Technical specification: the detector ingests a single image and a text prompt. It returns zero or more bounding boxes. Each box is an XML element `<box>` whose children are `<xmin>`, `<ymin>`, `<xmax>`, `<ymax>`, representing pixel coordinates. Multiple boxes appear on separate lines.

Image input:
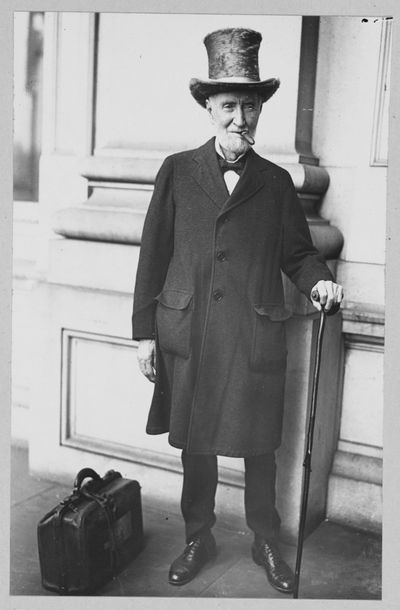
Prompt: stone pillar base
<box><xmin>277</xmin><ymin>291</ymin><xmax>343</xmax><ymax>544</ymax></box>
<box><xmin>326</xmin><ymin>451</ymin><xmax>382</xmax><ymax>534</ymax></box>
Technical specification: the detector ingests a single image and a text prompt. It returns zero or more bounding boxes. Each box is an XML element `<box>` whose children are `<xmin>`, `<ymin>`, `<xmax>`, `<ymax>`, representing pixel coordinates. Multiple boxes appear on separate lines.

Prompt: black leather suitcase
<box><xmin>37</xmin><ymin>467</ymin><xmax>144</xmax><ymax>594</ymax></box>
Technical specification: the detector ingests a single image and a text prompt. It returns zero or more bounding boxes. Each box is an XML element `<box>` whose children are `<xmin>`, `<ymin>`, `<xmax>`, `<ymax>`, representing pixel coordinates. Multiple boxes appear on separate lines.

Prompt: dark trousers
<box><xmin>181</xmin><ymin>450</ymin><xmax>281</xmax><ymax>543</ymax></box>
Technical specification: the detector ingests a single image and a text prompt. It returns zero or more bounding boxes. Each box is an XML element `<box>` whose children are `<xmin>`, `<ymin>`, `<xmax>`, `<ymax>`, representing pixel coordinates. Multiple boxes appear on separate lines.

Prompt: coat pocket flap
<box><xmin>254</xmin><ymin>303</ymin><xmax>292</xmax><ymax>321</ymax></box>
<box><xmin>156</xmin><ymin>289</ymin><xmax>193</xmax><ymax>310</ymax></box>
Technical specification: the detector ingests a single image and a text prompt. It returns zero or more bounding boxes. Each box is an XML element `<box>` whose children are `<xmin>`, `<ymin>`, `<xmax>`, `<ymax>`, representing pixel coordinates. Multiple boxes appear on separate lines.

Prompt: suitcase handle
<box><xmin>73</xmin><ymin>468</ymin><xmax>101</xmax><ymax>492</ymax></box>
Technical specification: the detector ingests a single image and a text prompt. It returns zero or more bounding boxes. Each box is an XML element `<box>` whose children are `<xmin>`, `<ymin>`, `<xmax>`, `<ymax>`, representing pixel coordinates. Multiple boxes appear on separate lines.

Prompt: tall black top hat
<box><xmin>189</xmin><ymin>28</ymin><xmax>280</xmax><ymax>107</ymax></box>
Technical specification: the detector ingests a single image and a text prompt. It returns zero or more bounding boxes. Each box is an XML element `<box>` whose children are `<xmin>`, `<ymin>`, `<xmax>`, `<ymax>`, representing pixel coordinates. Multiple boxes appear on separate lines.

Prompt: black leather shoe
<box><xmin>168</xmin><ymin>533</ymin><xmax>217</xmax><ymax>586</ymax></box>
<box><xmin>252</xmin><ymin>539</ymin><xmax>294</xmax><ymax>594</ymax></box>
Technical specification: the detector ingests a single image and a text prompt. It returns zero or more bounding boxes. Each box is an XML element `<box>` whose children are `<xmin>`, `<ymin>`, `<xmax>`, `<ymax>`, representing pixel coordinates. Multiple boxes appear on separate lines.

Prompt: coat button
<box><xmin>213</xmin><ymin>289</ymin><xmax>224</xmax><ymax>302</ymax></box>
<box><xmin>216</xmin><ymin>250</ymin><xmax>226</xmax><ymax>262</ymax></box>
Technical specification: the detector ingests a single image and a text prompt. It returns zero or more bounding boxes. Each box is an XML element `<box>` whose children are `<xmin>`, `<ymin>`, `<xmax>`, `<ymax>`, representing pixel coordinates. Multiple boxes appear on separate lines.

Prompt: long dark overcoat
<box><xmin>132</xmin><ymin>137</ymin><xmax>333</xmax><ymax>457</ymax></box>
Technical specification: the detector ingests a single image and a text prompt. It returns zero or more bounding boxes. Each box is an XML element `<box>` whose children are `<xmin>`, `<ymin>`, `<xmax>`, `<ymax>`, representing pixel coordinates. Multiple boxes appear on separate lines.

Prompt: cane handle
<box><xmin>311</xmin><ymin>289</ymin><xmax>321</xmax><ymax>303</ymax></box>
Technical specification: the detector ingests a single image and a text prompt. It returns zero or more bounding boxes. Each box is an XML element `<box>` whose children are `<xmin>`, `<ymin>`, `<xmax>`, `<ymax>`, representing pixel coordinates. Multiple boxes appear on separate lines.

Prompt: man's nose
<box><xmin>233</xmin><ymin>106</ymin><xmax>246</xmax><ymax>127</ymax></box>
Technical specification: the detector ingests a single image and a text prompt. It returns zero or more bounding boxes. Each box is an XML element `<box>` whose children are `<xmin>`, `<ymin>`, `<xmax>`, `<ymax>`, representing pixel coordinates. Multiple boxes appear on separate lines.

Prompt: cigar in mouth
<box><xmin>241</xmin><ymin>131</ymin><xmax>255</xmax><ymax>145</ymax></box>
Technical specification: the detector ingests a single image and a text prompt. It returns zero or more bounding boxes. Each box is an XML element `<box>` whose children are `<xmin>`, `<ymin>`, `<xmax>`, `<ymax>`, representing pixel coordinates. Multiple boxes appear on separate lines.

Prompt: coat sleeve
<box><xmin>280</xmin><ymin>171</ymin><xmax>334</xmax><ymax>298</ymax></box>
<box><xmin>132</xmin><ymin>156</ymin><xmax>175</xmax><ymax>340</ymax></box>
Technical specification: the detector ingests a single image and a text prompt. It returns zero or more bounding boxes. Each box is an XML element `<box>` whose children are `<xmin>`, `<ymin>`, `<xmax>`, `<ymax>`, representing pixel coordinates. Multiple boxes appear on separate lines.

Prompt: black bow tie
<box><xmin>218</xmin><ymin>156</ymin><xmax>246</xmax><ymax>175</ymax></box>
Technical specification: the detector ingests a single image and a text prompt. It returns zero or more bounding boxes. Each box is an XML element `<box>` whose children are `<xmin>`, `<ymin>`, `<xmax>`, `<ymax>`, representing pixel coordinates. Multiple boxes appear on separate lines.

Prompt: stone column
<box><xmin>274</xmin><ymin>18</ymin><xmax>344</xmax><ymax>542</ymax></box>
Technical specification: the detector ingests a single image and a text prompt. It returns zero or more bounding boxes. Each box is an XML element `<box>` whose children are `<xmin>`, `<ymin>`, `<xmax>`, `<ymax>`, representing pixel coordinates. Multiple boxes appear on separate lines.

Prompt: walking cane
<box><xmin>293</xmin><ymin>293</ymin><xmax>327</xmax><ymax>599</ymax></box>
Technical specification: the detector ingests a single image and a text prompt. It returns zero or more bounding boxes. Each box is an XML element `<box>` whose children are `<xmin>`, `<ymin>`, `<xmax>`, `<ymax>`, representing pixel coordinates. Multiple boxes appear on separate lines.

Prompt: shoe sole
<box><xmin>251</xmin><ymin>546</ymin><xmax>294</xmax><ymax>595</ymax></box>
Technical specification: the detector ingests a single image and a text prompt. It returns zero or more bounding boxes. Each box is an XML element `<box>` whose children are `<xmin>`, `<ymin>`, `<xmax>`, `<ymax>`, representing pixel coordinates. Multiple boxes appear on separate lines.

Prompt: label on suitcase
<box><xmin>37</xmin><ymin>467</ymin><xmax>144</xmax><ymax>594</ymax></box>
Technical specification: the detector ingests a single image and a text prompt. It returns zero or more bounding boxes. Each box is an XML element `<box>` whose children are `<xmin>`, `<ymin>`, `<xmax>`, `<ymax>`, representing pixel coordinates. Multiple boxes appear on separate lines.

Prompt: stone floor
<box><xmin>10</xmin><ymin>445</ymin><xmax>381</xmax><ymax>600</ymax></box>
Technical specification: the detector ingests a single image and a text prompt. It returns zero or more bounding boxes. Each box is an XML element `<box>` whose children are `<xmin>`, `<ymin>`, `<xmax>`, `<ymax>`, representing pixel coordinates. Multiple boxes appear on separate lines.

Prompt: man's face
<box><xmin>206</xmin><ymin>91</ymin><xmax>263</xmax><ymax>158</ymax></box>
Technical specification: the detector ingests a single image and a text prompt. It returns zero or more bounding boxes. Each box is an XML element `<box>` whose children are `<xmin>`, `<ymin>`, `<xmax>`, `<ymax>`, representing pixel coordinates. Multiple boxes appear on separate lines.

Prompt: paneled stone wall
<box><xmin>313</xmin><ymin>16</ymin><xmax>389</xmax><ymax>532</ymax></box>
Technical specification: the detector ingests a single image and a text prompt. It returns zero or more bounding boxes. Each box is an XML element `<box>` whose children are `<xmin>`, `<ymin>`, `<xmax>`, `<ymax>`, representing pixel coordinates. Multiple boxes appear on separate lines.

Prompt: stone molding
<box><xmin>52</xmin><ymin>151</ymin><xmax>343</xmax><ymax>260</ymax></box>
<box><xmin>79</xmin><ymin>153</ymin><xmax>331</xmax><ymax>194</ymax></box>
<box><xmin>327</xmin><ymin>449</ymin><xmax>382</xmax><ymax>533</ymax></box>
<box><xmin>331</xmin><ymin>450</ymin><xmax>382</xmax><ymax>486</ymax></box>
<box><xmin>342</xmin><ymin>301</ymin><xmax>385</xmax><ymax>340</ymax></box>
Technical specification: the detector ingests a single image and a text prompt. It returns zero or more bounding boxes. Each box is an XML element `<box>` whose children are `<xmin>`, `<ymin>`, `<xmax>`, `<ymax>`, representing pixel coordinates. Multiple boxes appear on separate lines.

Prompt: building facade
<box><xmin>13</xmin><ymin>12</ymin><xmax>389</xmax><ymax>540</ymax></box>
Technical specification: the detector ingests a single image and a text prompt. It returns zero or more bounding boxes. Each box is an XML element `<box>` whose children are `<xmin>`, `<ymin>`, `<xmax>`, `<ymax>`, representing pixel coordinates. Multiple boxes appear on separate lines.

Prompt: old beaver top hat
<box><xmin>189</xmin><ymin>27</ymin><xmax>280</xmax><ymax>107</ymax></box>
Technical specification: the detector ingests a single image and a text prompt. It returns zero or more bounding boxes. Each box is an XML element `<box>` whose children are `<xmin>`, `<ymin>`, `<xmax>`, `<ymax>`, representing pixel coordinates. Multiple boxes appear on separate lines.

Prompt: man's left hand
<box><xmin>310</xmin><ymin>280</ymin><xmax>344</xmax><ymax>314</ymax></box>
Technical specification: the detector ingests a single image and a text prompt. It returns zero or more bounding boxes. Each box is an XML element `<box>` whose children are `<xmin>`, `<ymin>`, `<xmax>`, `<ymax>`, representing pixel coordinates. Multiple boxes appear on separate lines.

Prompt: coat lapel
<box><xmin>191</xmin><ymin>138</ymin><xmax>270</xmax><ymax>213</ymax></box>
<box><xmin>191</xmin><ymin>138</ymin><xmax>229</xmax><ymax>209</ymax></box>
<box><xmin>219</xmin><ymin>149</ymin><xmax>266</xmax><ymax>215</ymax></box>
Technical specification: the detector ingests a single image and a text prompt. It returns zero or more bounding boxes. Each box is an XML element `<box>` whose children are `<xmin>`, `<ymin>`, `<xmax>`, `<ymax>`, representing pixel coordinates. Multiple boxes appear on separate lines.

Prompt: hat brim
<box><xmin>189</xmin><ymin>77</ymin><xmax>280</xmax><ymax>107</ymax></box>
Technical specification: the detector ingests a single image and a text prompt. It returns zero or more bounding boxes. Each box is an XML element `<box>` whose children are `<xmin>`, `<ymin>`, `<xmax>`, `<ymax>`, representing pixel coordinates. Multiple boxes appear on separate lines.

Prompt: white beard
<box><xmin>217</xmin><ymin>131</ymin><xmax>252</xmax><ymax>158</ymax></box>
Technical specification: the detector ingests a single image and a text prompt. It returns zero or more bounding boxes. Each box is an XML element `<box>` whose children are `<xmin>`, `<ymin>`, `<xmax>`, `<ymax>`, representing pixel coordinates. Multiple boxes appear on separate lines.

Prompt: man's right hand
<box><xmin>137</xmin><ymin>339</ymin><xmax>156</xmax><ymax>383</ymax></box>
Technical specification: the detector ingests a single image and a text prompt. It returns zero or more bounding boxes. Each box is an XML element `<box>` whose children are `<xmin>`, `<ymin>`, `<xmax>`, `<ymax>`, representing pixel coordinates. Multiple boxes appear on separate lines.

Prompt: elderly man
<box><xmin>132</xmin><ymin>28</ymin><xmax>343</xmax><ymax>594</ymax></box>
